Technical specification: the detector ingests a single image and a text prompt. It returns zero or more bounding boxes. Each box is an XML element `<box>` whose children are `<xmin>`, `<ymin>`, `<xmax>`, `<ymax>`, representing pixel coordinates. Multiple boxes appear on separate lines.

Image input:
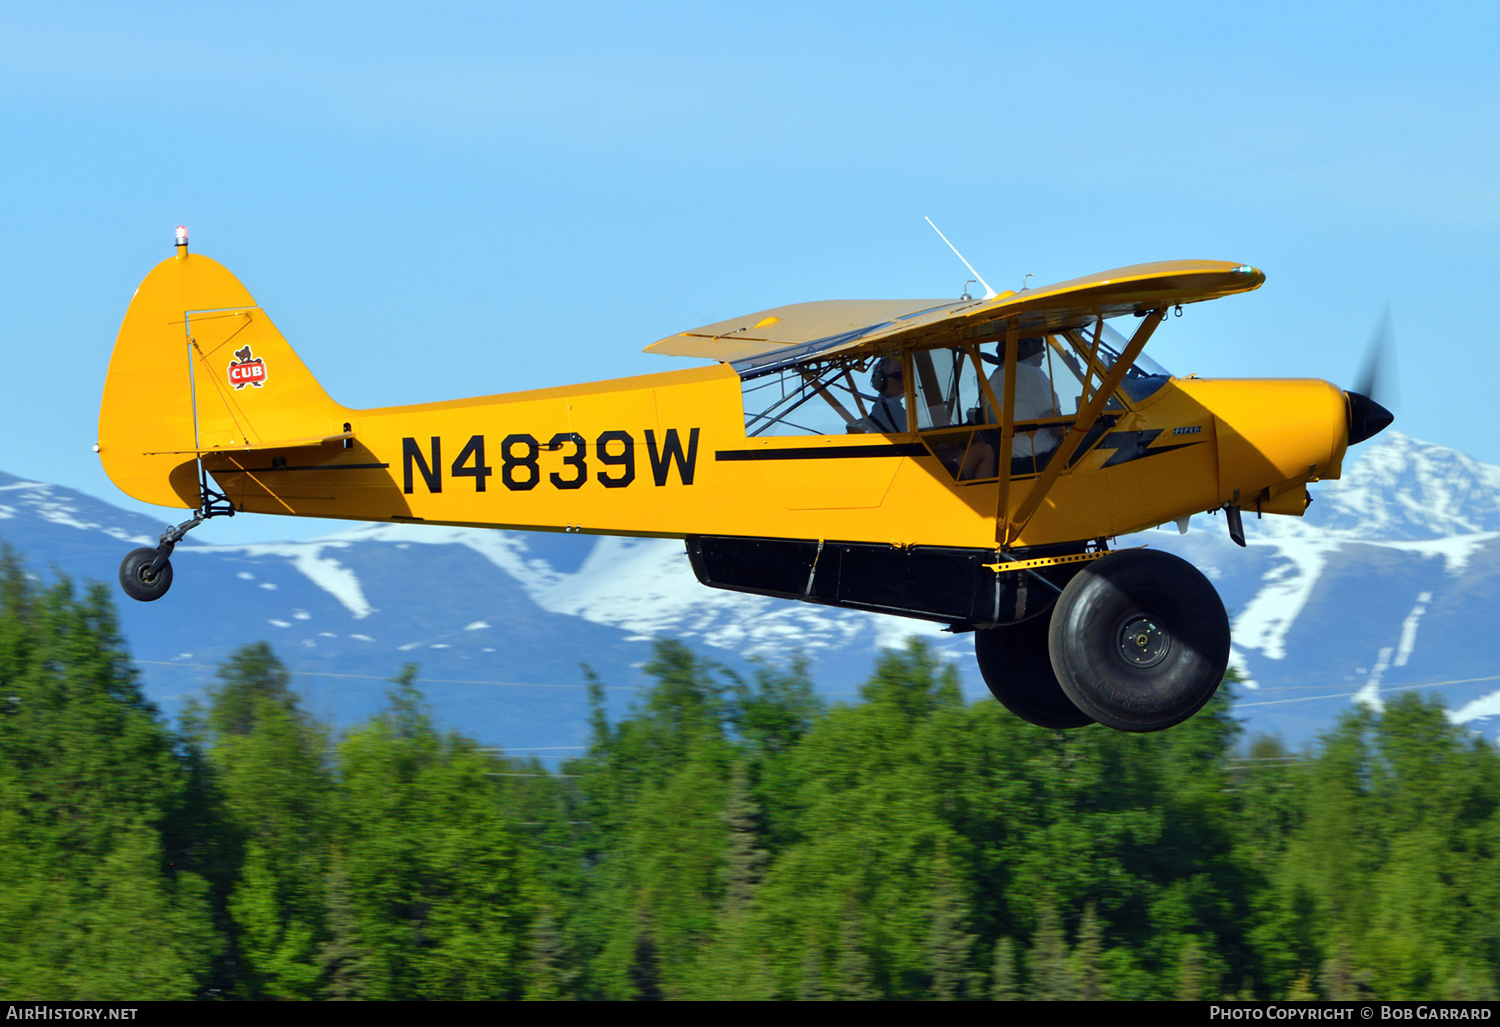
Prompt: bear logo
<box><xmin>228</xmin><ymin>345</ymin><xmax>267</xmax><ymax>389</ymax></box>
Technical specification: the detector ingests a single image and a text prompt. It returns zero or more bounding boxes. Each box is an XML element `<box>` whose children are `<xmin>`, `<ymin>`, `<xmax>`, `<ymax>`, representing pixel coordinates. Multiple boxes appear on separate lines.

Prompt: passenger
<box><xmin>868</xmin><ymin>357</ymin><xmax>907</xmax><ymax>433</ymax></box>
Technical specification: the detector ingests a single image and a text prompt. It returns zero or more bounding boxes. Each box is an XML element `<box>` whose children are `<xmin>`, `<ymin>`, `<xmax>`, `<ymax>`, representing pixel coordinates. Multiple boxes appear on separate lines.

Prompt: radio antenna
<box><xmin>925</xmin><ymin>217</ymin><xmax>997</xmax><ymax>300</ymax></box>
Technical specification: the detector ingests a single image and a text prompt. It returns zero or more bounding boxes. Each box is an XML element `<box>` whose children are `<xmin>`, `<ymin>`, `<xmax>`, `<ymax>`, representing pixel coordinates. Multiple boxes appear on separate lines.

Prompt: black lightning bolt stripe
<box><xmin>1093</xmin><ymin>430</ymin><xmax>1201</xmax><ymax>468</ymax></box>
<box><xmin>716</xmin><ymin>443</ymin><xmax>929</xmax><ymax>461</ymax></box>
<box><xmin>1066</xmin><ymin>416</ymin><xmax>1117</xmax><ymax>467</ymax></box>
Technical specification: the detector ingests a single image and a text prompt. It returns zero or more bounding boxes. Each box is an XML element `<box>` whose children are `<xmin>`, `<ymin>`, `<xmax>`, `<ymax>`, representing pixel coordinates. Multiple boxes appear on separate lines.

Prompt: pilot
<box><xmin>959</xmin><ymin>338</ymin><xmax>1062</xmax><ymax>478</ymax></box>
<box><xmin>868</xmin><ymin>357</ymin><xmax>907</xmax><ymax>433</ymax></box>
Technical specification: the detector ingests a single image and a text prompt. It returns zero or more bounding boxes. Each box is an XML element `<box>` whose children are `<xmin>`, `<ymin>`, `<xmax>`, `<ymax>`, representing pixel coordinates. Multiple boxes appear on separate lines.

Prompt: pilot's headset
<box><xmin>871</xmin><ymin>358</ymin><xmax>900</xmax><ymax>393</ymax></box>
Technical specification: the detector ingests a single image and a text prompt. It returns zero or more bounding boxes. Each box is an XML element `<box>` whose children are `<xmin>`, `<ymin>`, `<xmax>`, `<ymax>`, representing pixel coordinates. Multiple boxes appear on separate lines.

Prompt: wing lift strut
<box><xmin>997</xmin><ymin>308</ymin><xmax>1166</xmax><ymax>549</ymax></box>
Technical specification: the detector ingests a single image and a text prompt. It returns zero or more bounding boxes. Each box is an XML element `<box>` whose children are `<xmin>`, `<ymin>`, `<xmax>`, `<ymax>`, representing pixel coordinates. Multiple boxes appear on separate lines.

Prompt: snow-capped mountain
<box><xmin>1148</xmin><ymin>432</ymin><xmax>1500</xmax><ymax>741</ymax></box>
<box><xmin>2</xmin><ymin>430</ymin><xmax>1497</xmax><ymax>754</ymax></box>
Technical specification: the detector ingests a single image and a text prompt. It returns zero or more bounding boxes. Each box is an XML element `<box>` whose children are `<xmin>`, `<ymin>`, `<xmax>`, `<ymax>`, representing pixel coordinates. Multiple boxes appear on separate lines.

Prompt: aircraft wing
<box><xmin>646</xmin><ymin>260</ymin><xmax>1264</xmax><ymax>372</ymax></box>
<box><xmin>643</xmin><ymin>298</ymin><xmax>964</xmax><ymax>362</ymax></box>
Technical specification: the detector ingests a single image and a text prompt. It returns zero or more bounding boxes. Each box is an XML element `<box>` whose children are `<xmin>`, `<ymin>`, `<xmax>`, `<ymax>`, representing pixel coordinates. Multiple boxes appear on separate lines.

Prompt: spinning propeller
<box><xmin>1345</xmin><ymin>307</ymin><xmax>1397</xmax><ymax>446</ymax></box>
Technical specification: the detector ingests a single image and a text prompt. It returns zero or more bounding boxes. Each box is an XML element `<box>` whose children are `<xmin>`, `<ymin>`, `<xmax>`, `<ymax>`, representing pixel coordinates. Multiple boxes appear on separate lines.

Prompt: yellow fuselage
<box><xmin>99</xmin><ymin>252</ymin><xmax>1350</xmax><ymax>553</ymax></box>
<box><xmin>153</xmin><ymin>364</ymin><xmax>1351</xmax><ymax>549</ymax></box>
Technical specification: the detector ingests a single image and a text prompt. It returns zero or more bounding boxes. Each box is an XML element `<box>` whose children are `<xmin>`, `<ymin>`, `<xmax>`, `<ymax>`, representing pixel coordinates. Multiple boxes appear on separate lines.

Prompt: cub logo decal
<box><xmin>228</xmin><ymin>345</ymin><xmax>267</xmax><ymax>389</ymax></box>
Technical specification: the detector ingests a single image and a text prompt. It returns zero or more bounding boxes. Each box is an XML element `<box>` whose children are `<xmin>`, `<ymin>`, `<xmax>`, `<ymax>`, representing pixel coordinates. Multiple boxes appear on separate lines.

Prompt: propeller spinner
<box><xmin>1346</xmin><ymin>308</ymin><xmax>1396</xmax><ymax>445</ymax></box>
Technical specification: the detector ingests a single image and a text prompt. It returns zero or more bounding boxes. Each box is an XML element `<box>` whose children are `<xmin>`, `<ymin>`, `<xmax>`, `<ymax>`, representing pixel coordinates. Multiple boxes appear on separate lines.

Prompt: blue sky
<box><xmin>3</xmin><ymin>1</ymin><xmax>1497</xmax><ymax>543</ymax></box>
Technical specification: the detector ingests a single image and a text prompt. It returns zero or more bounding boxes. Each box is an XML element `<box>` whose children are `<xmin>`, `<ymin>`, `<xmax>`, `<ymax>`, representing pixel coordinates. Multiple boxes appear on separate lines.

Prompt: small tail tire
<box><xmin>119</xmin><ymin>548</ymin><xmax>173</xmax><ymax>602</ymax></box>
<box><xmin>1048</xmin><ymin>549</ymin><xmax>1229</xmax><ymax>732</ymax></box>
<box><xmin>975</xmin><ymin>611</ymin><xmax>1093</xmax><ymax>730</ymax></box>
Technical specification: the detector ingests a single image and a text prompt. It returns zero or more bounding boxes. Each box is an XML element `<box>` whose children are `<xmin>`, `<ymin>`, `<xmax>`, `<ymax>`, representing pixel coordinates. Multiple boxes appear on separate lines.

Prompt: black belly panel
<box><xmin>685</xmin><ymin>535</ymin><xmax>1087</xmax><ymax>628</ymax></box>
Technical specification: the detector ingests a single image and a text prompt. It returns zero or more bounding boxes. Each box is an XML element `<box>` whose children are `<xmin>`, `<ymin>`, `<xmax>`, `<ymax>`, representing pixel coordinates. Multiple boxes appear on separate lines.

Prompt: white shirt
<box><xmin>987</xmin><ymin>356</ymin><xmax>1061</xmax><ymax>458</ymax></box>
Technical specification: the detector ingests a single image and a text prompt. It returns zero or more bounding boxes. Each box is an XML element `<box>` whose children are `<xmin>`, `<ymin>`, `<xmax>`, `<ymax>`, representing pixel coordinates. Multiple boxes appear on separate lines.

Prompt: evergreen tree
<box><xmin>753</xmin><ymin>639</ymin><xmax>968</xmax><ymax>998</ymax></box>
<box><xmin>991</xmin><ymin>937</ymin><xmax>1019</xmax><ymax>1001</ymax></box>
<box><xmin>335</xmin><ymin>666</ymin><xmax>532</xmax><ymax>999</ymax></box>
<box><xmin>317</xmin><ymin>854</ymin><xmax>370</xmax><ymax>1000</ymax></box>
<box><xmin>525</xmin><ymin>905</ymin><xmax>569</xmax><ymax>1001</ymax></box>
<box><xmin>1075</xmin><ymin>899</ymin><xmax>1106</xmax><ymax>1000</ymax></box>
<box><xmin>574</xmin><ymin>642</ymin><xmax>736</xmax><ymax>998</ymax></box>
<box><xmin>797</xmin><ymin>944</ymin><xmax>826</xmax><ymax>1001</ymax></box>
<box><xmin>0</xmin><ymin>553</ymin><xmax>215</xmax><ymax>998</ymax></box>
<box><xmin>723</xmin><ymin>761</ymin><xmax>768</xmax><ymax>915</ymax></box>
<box><xmin>833</xmin><ymin>896</ymin><xmax>878</xmax><ymax>1001</ymax></box>
<box><xmin>202</xmin><ymin>643</ymin><xmax>331</xmax><ymax>999</ymax></box>
<box><xmin>1176</xmin><ymin>938</ymin><xmax>1205</xmax><ymax>1001</ymax></box>
<box><xmin>1028</xmin><ymin>901</ymin><xmax>1075</xmax><ymax>1000</ymax></box>
<box><xmin>927</xmin><ymin>850</ymin><xmax>977</xmax><ymax>999</ymax></box>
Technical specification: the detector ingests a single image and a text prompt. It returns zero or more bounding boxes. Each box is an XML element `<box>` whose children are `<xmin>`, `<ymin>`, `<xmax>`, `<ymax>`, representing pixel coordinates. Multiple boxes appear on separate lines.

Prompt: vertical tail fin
<box><xmin>98</xmin><ymin>251</ymin><xmax>345</xmax><ymax>508</ymax></box>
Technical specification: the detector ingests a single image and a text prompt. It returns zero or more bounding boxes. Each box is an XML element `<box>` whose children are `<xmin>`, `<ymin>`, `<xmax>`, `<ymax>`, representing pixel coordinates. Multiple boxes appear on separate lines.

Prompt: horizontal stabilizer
<box><xmin>143</xmin><ymin>431</ymin><xmax>354</xmax><ymax>457</ymax></box>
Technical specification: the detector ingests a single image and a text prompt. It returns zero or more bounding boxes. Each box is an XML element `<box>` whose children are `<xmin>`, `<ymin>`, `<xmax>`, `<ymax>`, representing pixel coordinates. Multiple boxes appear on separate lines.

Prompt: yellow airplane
<box><xmin>97</xmin><ymin>229</ymin><xmax>1392</xmax><ymax>733</ymax></box>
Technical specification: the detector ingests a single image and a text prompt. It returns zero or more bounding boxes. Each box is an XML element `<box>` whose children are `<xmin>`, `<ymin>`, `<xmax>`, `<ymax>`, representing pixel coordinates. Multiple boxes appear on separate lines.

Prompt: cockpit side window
<box><xmin>739</xmin><ymin>352</ymin><xmax>907</xmax><ymax>437</ymax></box>
<box><xmin>733</xmin><ymin>314</ymin><xmax>1171</xmax><ymax>443</ymax></box>
<box><xmin>910</xmin><ymin>327</ymin><xmax>1163</xmax><ymax>482</ymax></box>
<box><xmin>912</xmin><ymin>346</ymin><xmax>987</xmax><ymax>431</ymax></box>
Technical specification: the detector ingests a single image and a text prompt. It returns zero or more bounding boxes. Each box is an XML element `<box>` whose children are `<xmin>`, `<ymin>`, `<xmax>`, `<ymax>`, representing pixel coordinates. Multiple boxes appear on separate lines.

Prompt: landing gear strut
<box><xmin>118</xmin><ymin>482</ymin><xmax>235</xmax><ymax>602</ymax></box>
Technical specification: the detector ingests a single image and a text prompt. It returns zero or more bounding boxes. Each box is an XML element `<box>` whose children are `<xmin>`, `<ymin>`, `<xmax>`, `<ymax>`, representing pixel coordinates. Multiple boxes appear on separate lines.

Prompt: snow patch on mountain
<box><xmin>0</xmin><ymin>479</ymin><xmax>155</xmax><ymax>545</ymax></box>
<box><xmin>1226</xmin><ymin>648</ymin><xmax>1260</xmax><ymax>690</ymax></box>
<box><xmin>1378</xmin><ymin>533</ymin><xmax>1499</xmax><ymax>575</ymax></box>
<box><xmin>320</xmin><ymin>522</ymin><xmax>565</xmax><ymax>598</ymax></box>
<box><xmin>1394</xmin><ymin>592</ymin><xmax>1432</xmax><ymax>667</ymax></box>
<box><xmin>182</xmin><ymin>541</ymin><xmax>375</xmax><ymax>619</ymax></box>
<box><xmin>1231</xmin><ymin>538</ymin><xmax>1337</xmax><ymax>661</ymax></box>
<box><xmin>303</xmin><ymin>526</ymin><xmax>949</xmax><ymax>658</ymax></box>
<box><xmin>1450</xmin><ymin>687</ymin><xmax>1500</xmax><ymax>726</ymax></box>
<box><xmin>529</xmin><ymin>536</ymin><xmax>946</xmax><ymax>657</ymax></box>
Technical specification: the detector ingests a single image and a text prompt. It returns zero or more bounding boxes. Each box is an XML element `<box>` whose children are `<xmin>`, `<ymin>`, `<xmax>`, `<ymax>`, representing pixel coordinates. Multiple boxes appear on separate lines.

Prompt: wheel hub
<box><xmin>1116</xmin><ymin>614</ymin><xmax>1169</xmax><ymax>668</ymax></box>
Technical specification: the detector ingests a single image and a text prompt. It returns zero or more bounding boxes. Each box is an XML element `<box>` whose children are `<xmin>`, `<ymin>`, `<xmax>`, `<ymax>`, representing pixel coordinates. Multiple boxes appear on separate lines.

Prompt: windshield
<box><xmin>1084</xmin><ymin>320</ymin><xmax>1172</xmax><ymax>403</ymax></box>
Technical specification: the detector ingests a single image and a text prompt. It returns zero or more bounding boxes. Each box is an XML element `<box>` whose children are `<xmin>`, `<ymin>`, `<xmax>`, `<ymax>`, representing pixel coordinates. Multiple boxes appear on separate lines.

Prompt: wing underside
<box><xmin>645</xmin><ymin>260</ymin><xmax>1264</xmax><ymax>372</ymax></box>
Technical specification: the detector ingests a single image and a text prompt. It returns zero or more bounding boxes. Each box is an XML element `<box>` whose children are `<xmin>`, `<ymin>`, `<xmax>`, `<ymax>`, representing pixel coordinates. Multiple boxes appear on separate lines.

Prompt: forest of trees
<box><xmin>1</xmin><ymin>549</ymin><xmax>1498</xmax><ymax>1001</ymax></box>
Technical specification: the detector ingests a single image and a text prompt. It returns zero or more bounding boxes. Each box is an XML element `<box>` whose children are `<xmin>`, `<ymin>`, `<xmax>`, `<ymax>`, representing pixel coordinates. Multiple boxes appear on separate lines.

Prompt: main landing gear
<box><xmin>976</xmin><ymin>611</ymin><xmax>1094</xmax><ymax>729</ymax></box>
<box><xmin>118</xmin><ymin>485</ymin><xmax>235</xmax><ymax>602</ymax></box>
<box><xmin>974</xmin><ymin>549</ymin><xmax>1230</xmax><ymax>733</ymax></box>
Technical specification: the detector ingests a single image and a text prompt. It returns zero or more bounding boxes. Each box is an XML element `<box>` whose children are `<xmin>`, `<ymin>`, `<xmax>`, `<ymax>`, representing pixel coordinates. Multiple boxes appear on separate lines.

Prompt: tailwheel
<box><xmin>119</xmin><ymin>547</ymin><xmax>173</xmax><ymax>602</ymax></box>
<box><xmin>115</xmin><ymin>482</ymin><xmax>235</xmax><ymax>603</ymax></box>
<box><xmin>975</xmin><ymin>610</ymin><xmax>1093</xmax><ymax>730</ymax></box>
<box><xmin>1048</xmin><ymin>549</ymin><xmax>1230</xmax><ymax>733</ymax></box>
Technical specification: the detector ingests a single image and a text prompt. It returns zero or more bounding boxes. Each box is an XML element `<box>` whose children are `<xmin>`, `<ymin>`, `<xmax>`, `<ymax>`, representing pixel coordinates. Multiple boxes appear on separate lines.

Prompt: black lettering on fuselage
<box><xmin>645</xmin><ymin>428</ymin><xmax>699</xmax><ymax>486</ymax></box>
<box><xmin>548</xmin><ymin>432</ymin><xmax>587</xmax><ymax>489</ymax></box>
<box><xmin>501</xmin><ymin>434</ymin><xmax>541</xmax><ymax>491</ymax></box>
<box><xmin>402</xmin><ymin>437</ymin><xmax>441</xmax><ymax>494</ymax></box>
<box><xmin>400</xmin><ymin>430</ymin><xmax>700</xmax><ymax>494</ymax></box>
<box><xmin>451</xmin><ymin>435</ymin><xmax>493</xmax><ymax>491</ymax></box>
<box><xmin>595</xmin><ymin>430</ymin><xmax>636</xmax><ymax>488</ymax></box>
